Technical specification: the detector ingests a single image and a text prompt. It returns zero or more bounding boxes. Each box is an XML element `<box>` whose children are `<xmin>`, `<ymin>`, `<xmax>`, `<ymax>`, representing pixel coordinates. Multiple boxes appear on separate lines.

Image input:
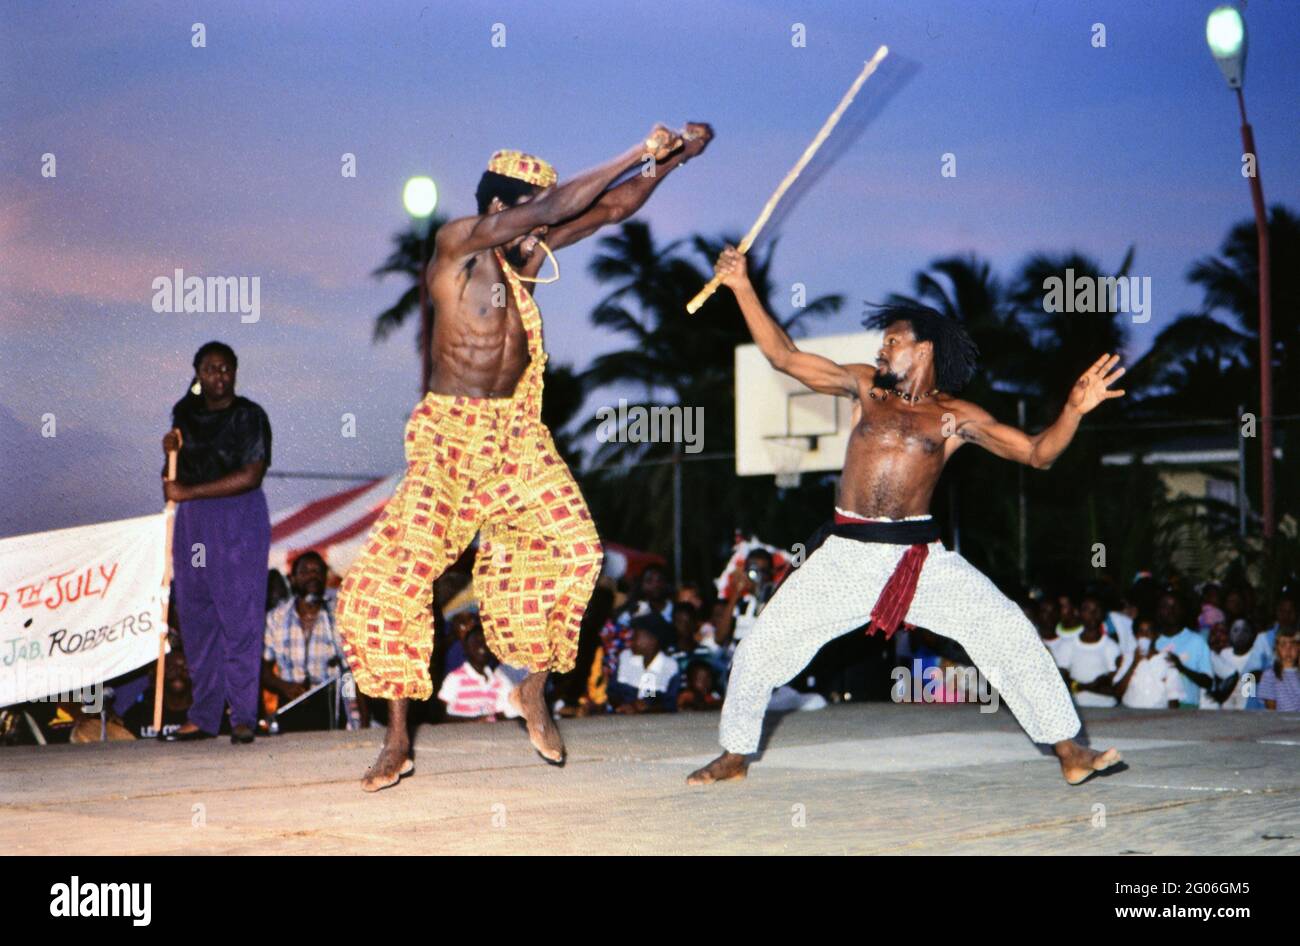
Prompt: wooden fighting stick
<box><xmin>685</xmin><ymin>46</ymin><xmax>890</xmax><ymax>315</ymax></box>
<box><xmin>154</xmin><ymin>428</ymin><xmax>181</xmax><ymax>735</ymax></box>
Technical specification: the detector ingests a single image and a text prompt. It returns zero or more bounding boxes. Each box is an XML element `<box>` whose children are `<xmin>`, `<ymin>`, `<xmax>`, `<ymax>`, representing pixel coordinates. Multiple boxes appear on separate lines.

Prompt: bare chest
<box><xmin>433</xmin><ymin>259</ymin><xmax>529</xmax><ymax>348</ymax></box>
<box><xmin>427</xmin><ymin>255</ymin><xmax>533</xmax><ymax>395</ymax></box>
<box><xmin>849</xmin><ymin>398</ymin><xmax>946</xmax><ymax>456</ymax></box>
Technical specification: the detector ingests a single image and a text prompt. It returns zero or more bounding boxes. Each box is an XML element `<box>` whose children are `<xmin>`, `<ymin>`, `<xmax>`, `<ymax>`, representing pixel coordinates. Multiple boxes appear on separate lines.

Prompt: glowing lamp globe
<box><xmin>403</xmin><ymin>176</ymin><xmax>438</xmax><ymax>218</ymax></box>
<box><xmin>1206</xmin><ymin>5</ymin><xmax>1247</xmax><ymax>89</ymax></box>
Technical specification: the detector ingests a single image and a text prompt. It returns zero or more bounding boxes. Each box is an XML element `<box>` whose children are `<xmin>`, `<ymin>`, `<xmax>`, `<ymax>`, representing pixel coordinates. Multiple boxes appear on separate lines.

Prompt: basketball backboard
<box><xmin>735</xmin><ymin>329</ymin><xmax>882</xmax><ymax>478</ymax></box>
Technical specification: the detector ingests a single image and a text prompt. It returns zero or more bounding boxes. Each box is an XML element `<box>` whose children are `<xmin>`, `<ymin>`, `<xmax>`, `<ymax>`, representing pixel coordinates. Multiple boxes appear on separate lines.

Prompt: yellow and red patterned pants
<box><xmin>336</xmin><ymin>393</ymin><xmax>603</xmax><ymax>700</ymax></box>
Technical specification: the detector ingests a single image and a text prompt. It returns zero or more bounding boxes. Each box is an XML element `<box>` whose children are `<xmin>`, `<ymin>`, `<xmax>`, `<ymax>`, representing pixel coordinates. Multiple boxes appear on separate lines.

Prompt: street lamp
<box><xmin>403</xmin><ymin>175</ymin><xmax>438</xmax><ymax>394</ymax></box>
<box><xmin>1206</xmin><ymin>5</ymin><xmax>1245</xmax><ymax>87</ymax></box>
<box><xmin>403</xmin><ymin>175</ymin><xmax>438</xmax><ymax>218</ymax></box>
<box><xmin>1206</xmin><ymin>4</ymin><xmax>1274</xmax><ymax>539</ymax></box>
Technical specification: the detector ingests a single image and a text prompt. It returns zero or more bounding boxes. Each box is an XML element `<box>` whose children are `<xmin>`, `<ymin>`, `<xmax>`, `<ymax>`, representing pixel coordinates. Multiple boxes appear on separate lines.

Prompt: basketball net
<box><xmin>763</xmin><ymin>436</ymin><xmax>810</xmax><ymax>489</ymax></box>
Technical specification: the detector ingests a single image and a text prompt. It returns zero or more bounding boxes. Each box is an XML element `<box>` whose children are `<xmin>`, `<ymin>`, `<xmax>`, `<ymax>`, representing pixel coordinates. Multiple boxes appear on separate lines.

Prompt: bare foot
<box><xmin>1054</xmin><ymin>740</ymin><xmax>1124</xmax><ymax>786</ymax></box>
<box><xmin>511</xmin><ymin>672</ymin><xmax>564</xmax><ymax>764</ymax></box>
<box><xmin>362</xmin><ymin>742</ymin><xmax>413</xmax><ymax>793</ymax></box>
<box><xmin>361</xmin><ymin>698</ymin><xmax>412</xmax><ymax>793</ymax></box>
<box><xmin>686</xmin><ymin>751</ymin><xmax>748</xmax><ymax>786</ymax></box>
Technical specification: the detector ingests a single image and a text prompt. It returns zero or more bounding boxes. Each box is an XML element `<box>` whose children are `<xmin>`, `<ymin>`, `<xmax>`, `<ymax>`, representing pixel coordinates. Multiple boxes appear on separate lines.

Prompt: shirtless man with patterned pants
<box><xmin>687</xmin><ymin>247</ymin><xmax>1128</xmax><ymax>788</ymax></box>
<box><xmin>337</xmin><ymin>124</ymin><xmax>713</xmax><ymax>791</ymax></box>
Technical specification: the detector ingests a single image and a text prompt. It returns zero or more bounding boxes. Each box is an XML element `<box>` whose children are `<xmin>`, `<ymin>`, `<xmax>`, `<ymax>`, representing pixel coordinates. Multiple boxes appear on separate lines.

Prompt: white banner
<box><xmin>0</xmin><ymin>514</ymin><xmax>166</xmax><ymax>707</ymax></box>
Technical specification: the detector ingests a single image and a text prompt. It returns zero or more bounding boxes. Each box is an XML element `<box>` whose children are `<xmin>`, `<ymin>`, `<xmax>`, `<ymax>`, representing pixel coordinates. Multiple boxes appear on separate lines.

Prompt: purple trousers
<box><xmin>172</xmin><ymin>487</ymin><xmax>270</xmax><ymax>733</ymax></box>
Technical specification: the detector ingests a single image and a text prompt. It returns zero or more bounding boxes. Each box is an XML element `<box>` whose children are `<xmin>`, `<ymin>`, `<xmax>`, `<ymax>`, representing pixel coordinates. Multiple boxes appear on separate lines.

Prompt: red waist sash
<box><xmin>832</xmin><ymin>511</ymin><xmax>933</xmax><ymax>639</ymax></box>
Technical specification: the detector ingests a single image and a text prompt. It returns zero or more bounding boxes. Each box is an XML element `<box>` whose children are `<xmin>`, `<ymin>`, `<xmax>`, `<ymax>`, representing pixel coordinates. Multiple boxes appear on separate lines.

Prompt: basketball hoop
<box><xmin>763</xmin><ymin>435</ymin><xmax>814</xmax><ymax>489</ymax></box>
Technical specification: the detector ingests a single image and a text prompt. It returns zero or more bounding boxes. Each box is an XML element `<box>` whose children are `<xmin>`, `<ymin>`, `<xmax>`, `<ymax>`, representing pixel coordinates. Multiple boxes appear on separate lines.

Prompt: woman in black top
<box><xmin>160</xmin><ymin>341</ymin><xmax>271</xmax><ymax>744</ymax></box>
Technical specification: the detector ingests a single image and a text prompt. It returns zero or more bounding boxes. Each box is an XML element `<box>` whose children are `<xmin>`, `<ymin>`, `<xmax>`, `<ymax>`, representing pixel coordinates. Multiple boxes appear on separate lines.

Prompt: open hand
<box><xmin>714</xmin><ymin>245</ymin><xmax>749</xmax><ymax>290</ymax></box>
<box><xmin>1067</xmin><ymin>353</ymin><xmax>1126</xmax><ymax>414</ymax></box>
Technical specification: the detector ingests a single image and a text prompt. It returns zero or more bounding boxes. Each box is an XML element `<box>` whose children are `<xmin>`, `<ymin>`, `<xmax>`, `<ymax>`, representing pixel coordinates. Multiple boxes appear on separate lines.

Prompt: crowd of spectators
<box><xmin>1028</xmin><ymin>575</ymin><xmax>1299</xmax><ymax>712</ymax></box>
<box><xmin>6</xmin><ymin>547</ymin><xmax>1298</xmax><ymax>746</ymax></box>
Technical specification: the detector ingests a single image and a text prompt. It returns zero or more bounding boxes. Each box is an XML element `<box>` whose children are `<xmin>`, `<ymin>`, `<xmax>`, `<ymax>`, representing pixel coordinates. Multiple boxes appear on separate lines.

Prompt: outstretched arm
<box><xmin>437</xmin><ymin>125</ymin><xmax>681</xmax><ymax>261</ymax></box>
<box><xmin>949</xmin><ymin>354</ymin><xmax>1125</xmax><ymax>468</ymax></box>
<box><xmin>715</xmin><ymin>246</ymin><xmax>872</xmax><ymax>397</ymax></box>
<box><xmin>544</xmin><ymin>124</ymin><xmax>714</xmax><ymax>251</ymax></box>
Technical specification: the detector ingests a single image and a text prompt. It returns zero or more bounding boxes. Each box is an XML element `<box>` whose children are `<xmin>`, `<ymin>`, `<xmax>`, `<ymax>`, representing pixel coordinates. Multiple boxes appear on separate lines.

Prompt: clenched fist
<box><xmin>680</xmin><ymin>122</ymin><xmax>714</xmax><ymax>160</ymax></box>
<box><xmin>644</xmin><ymin>123</ymin><xmax>683</xmax><ymax>161</ymax></box>
<box><xmin>714</xmin><ymin>245</ymin><xmax>749</xmax><ymax>290</ymax></box>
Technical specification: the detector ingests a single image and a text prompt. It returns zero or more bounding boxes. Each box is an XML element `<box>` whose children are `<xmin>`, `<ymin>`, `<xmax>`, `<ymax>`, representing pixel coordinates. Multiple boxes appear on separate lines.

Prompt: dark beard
<box><xmin>874</xmin><ymin>370</ymin><xmax>901</xmax><ymax>391</ymax></box>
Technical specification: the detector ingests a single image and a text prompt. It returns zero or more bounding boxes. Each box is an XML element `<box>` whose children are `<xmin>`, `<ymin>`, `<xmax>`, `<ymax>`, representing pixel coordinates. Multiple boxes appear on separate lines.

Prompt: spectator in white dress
<box><xmin>1114</xmin><ymin>618</ymin><xmax>1183</xmax><ymax>709</ymax></box>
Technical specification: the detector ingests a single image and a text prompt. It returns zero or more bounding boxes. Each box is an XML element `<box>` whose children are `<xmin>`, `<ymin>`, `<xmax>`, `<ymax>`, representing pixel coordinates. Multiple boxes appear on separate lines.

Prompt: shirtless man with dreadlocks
<box><xmin>688</xmin><ymin>247</ymin><xmax>1128</xmax><ymax>787</ymax></box>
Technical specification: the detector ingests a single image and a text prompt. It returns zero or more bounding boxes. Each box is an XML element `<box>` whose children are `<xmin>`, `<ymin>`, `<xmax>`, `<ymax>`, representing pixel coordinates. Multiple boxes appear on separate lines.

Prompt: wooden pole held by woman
<box><xmin>154</xmin><ymin>428</ymin><xmax>181</xmax><ymax>735</ymax></box>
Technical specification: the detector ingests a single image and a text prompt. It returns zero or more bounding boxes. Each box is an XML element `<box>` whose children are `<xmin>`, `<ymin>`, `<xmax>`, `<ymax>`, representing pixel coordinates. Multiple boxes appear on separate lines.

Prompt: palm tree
<box><xmin>1120</xmin><ymin>206</ymin><xmax>1300</xmax><ymax>537</ymax></box>
<box><xmin>1124</xmin><ymin>314</ymin><xmax>1252</xmax><ymax>419</ymax></box>
<box><xmin>1185</xmin><ymin>204</ymin><xmax>1300</xmax><ymax>413</ymax></box>
<box><xmin>1004</xmin><ymin>250</ymin><xmax>1144</xmax><ymax>585</ymax></box>
<box><xmin>1007</xmin><ymin>248</ymin><xmax>1134</xmax><ymax>411</ymax></box>
<box><xmin>1122</xmin><ymin>206</ymin><xmax>1299</xmax><ymax>418</ymax></box>
<box><xmin>371</xmin><ymin>217</ymin><xmax>446</xmax><ymax>392</ymax></box>
<box><xmin>882</xmin><ymin>253</ymin><xmax>1035</xmax><ymax>401</ymax></box>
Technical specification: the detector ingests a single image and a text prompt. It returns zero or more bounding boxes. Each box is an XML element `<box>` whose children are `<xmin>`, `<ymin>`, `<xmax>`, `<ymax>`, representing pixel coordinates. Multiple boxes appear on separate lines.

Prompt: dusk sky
<box><xmin>3</xmin><ymin>0</ymin><xmax>1298</xmax><ymax>539</ymax></box>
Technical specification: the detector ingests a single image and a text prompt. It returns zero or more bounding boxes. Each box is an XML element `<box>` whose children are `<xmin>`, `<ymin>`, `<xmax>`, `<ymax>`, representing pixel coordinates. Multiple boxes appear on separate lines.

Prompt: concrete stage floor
<box><xmin>3</xmin><ymin>703</ymin><xmax>1298</xmax><ymax>855</ymax></box>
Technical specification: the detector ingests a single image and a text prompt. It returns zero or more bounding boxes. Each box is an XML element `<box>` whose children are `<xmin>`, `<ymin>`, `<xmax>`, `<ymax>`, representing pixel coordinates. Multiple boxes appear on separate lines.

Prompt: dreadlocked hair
<box><xmin>862</xmin><ymin>303</ymin><xmax>979</xmax><ymax>393</ymax></box>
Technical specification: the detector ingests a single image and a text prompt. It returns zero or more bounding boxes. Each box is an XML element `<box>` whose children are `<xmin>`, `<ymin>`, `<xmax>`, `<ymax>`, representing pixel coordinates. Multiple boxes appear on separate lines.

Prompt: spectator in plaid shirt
<box><xmin>262</xmin><ymin>551</ymin><xmax>347</xmax><ymax>703</ymax></box>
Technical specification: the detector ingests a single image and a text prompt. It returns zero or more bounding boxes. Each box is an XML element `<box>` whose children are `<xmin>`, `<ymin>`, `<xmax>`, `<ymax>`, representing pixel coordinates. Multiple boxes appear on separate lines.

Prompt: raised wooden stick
<box><xmin>686</xmin><ymin>45</ymin><xmax>889</xmax><ymax>315</ymax></box>
<box><xmin>153</xmin><ymin>428</ymin><xmax>180</xmax><ymax>735</ymax></box>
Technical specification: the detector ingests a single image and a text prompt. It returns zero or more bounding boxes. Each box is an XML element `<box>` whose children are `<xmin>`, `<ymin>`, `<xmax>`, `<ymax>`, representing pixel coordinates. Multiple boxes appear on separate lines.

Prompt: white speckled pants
<box><xmin>718</xmin><ymin>536</ymin><xmax>1081</xmax><ymax>754</ymax></box>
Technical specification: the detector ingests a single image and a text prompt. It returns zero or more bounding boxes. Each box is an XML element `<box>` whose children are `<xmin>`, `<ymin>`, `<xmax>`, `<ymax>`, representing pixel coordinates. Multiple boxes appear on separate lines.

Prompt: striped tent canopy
<box><xmin>269</xmin><ymin>475</ymin><xmax>400</xmax><ymax>576</ymax></box>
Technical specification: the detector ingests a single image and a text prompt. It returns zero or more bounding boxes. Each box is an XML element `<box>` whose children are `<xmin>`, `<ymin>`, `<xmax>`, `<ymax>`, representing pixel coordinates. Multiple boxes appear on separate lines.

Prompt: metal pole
<box><xmin>672</xmin><ymin>444</ymin><xmax>683</xmax><ymax>582</ymax></box>
<box><xmin>1237</xmin><ymin>402</ymin><xmax>1248</xmax><ymax>538</ymax></box>
<box><xmin>1237</xmin><ymin>88</ymin><xmax>1274</xmax><ymax>539</ymax></box>
<box><xmin>1017</xmin><ymin>398</ymin><xmax>1027</xmax><ymax>586</ymax></box>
